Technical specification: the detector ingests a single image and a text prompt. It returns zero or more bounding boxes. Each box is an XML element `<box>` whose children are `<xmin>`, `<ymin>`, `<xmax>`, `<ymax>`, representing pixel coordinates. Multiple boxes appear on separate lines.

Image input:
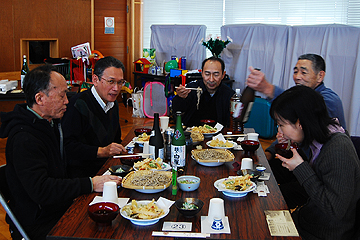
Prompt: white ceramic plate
<box><xmin>191</xmin><ymin>155</ymin><xmax>224</xmax><ymax>167</ymax></box>
<box><xmin>134</xmin><ymin>186</ymin><xmax>170</xmax><ymax>194</ymax></box>
<box><xmin>222</xmin><ymin>191</ymin><xmax>249</xmax><ymax>198</ymax></box>
<box><xmin>202</xmin><ymin>131</ymin><xmax>221</xmax><ymax>138</ymax></box>
<box><xmin>206</xmin><ymin>141</ymin><xmax>237</xmax><ymax>149</ymax></box>
<box><xmin>120</xmin><ymin>200</ymin><xmax>169</xmax><ymax>225</ymax></box>
<box><xmin>134</xmin><ymin>137</ymin><xmax>149</xmax><ymax>145</ymax></box>
<box><xmin>214</xmin><ymin>178</ymin><xmax>256</xmax><ymax>197</ymax></box>
<box><xmin>134</xmin><ymin>162</ymin><xmax>171</xmax><ymax>171</ymax></box>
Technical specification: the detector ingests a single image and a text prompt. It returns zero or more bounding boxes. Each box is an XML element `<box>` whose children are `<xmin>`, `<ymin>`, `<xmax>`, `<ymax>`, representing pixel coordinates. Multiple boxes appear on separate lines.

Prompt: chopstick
<box><xmin>113</xmin><ymin>153</ymin><xmax>151</xmax><ymax>158</ymax></box>
<box><xmin>152</xmin><ymin>232</ymin><xmax>210</xmax><ymax>238</ymax></box>
<box><xmin>175</xmin><ymin>86</ymin><xmax>200</xmax><ymax>91</ymax></box>
<box><xmin>223</xmin><ymin>134</ymin><xmax>247</xmax><ymax>137</ymax></box>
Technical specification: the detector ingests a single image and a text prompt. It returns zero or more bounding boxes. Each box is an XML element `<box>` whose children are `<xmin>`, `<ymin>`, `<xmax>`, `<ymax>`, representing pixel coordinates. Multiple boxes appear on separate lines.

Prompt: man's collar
<box><xmin>91</xmin><ymin>86</ymin><xmax>114</xmax><ymax>113</ymax></box>
<box><xmin>26</xmin><ymin>105</ymin><xmax>54</xmax><ymax>127</ymax></box>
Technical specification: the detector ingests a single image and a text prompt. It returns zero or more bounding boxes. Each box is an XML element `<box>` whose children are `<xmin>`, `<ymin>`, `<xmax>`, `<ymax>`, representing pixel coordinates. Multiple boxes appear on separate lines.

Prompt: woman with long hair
<box><xmin>270</xmin><ymin>85</ymin><xmax>360</xmax><ymax>239</ymax></box>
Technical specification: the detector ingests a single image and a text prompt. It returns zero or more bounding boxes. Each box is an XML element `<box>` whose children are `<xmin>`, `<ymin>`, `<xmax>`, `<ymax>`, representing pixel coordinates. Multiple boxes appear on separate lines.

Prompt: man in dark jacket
<box><xmin>0</xmin><ymin>65</ymin><xmax>121</xmax><ymax>240</ymax></box>
<box><xmin>61</xmin><ymin>56</ymin><xmax>127</xmax><ymax>178</ymax></box>
<box><xmin>173</xmin><ymin>57</ymin><xmax>235</xmax><ymax>127</ymax></box>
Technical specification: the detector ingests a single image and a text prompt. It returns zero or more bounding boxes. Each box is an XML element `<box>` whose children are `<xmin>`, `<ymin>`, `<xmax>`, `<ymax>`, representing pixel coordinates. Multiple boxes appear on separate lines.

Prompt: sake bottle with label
<box><xmin>171</xmin><ymin>111</ymin><xmax>186</xmax><ymax>174</ymax></box>
<box><xmin>149</xmin><ymin>113</ymin><xmax>164</xmax><ymax>159</ymax></box>
<box><xmin>21</xmin><ymin>55</ymin><xmax>29</xmax><ymax>89</ymax></box>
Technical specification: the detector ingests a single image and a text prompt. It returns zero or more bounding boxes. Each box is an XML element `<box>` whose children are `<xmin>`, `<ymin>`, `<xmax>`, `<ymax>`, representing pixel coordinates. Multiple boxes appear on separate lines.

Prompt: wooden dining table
<box><xmin>47</xmin><ymin>127</ymin><xmax>301</xmax><ymax>240</ymax></box>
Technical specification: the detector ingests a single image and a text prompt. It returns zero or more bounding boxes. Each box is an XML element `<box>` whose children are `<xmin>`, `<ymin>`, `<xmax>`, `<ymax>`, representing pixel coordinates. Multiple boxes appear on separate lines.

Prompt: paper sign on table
<box><xmin>264</xmin><ymin>210</ymin><xmax>299</xmax><ymax>237</ymax></box>
<box><xmin>162</xmin><ymin>222</ymin><xmax>192</xmax><ymax>231</ymax></box>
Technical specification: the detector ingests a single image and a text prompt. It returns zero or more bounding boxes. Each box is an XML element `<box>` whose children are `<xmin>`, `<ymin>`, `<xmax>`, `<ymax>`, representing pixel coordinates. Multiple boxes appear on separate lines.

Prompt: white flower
<box><xmin>205</xmin><ymin>34</ymin><xmax>212</xmax><ymax>42</ymax></box>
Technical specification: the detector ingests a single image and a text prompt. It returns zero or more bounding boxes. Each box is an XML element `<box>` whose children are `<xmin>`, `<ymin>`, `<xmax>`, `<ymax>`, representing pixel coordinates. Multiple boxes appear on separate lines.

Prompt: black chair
<box><xmin>351</xmin><ymin>136</ymin><xmax>360</xmax><ymax>160</ymax></box>
<box><xmin>351</xmin><ymin>136</ymin><xmax>360</xmax><ymax>239</ymax></box>
<box><xmin>0</xmin><ymin>164</ymin><xmax>30</xmax><ymax>240</ymax></box>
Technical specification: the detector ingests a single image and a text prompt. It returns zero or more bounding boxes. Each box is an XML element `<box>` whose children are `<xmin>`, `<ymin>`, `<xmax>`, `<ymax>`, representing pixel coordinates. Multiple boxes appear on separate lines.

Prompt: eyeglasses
<box><xmin>100</xmin><ymin>77</ymin><xmax>126</xmax><ymax>86</ymax></box>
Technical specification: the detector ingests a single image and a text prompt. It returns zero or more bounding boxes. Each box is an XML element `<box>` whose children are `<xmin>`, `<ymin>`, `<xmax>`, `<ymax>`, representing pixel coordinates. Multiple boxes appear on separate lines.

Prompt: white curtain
<box><xmin>150</xmin><ymin>25</ymin><xmax>207</xmax><ymax>70</ymax></box>
<box><xmin>221</xmin><ymin>24</ymin><xmax>360</xmax><ymax>136</ymax></box>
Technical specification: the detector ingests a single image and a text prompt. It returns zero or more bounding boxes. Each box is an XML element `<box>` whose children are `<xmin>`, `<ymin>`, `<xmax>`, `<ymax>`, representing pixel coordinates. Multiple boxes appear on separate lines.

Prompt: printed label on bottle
<box><xmin>21</xmin><ymin>75</ymin><xmax>25</xmax><ymax>89</ymax></box>
<box><xmin>232</xmin><ymin>102</ymin><xmax>243</xmax><ymax>118</ymax></box>
<box><xmin>171</xmin><ymin>145</ymin><xmax>186</xmax><ymax>167</ymax></box>
<box><xmin>173</xmin><ymin>129</ymin><xmax>183</xmax><ymax>140</ymax></box>
<box><xmin>149</xmin><ymin>146</ymin><xmax>164</xmax><ymax>160</ymax></box>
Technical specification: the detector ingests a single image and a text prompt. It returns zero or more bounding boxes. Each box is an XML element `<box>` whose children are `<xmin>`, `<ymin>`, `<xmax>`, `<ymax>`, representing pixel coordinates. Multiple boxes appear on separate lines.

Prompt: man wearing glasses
<box><xmin>62</xmin><ymin>56</ymin><xmax>127</xmax><ymax>178</ymax></box>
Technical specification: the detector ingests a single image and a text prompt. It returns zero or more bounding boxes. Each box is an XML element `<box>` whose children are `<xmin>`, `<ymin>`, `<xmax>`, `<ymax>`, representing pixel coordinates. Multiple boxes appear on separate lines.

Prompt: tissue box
<box><xmin>0</xmin><ymin>80</ymin><xmax>18</xmax><ymax>94</ymax></box>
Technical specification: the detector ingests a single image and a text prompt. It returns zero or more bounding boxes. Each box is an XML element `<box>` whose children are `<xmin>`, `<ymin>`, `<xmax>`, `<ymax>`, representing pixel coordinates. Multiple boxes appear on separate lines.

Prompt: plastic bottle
<box><xmin>230</xmin><ymin>87</ymin><xmax>255</xmax><ymax>133</ymax></box>
<box><xmin>230</xmin><ymin>89</ymin><xmax>242</xmax><ymax>133</ymax></box>
<box><xmin>21</xmin><ymin>55</ymin><xmax>29</xmax><ymax>89</ymax></box>
<box><xmin>171</xmin><ymin>111</ymin><xmax>186</xmax><ymax>174</ymax></box>
<box><xmin>149</xmin><ymin>113</ymin><xmax>164</xmax><ymax>159</ymax></box>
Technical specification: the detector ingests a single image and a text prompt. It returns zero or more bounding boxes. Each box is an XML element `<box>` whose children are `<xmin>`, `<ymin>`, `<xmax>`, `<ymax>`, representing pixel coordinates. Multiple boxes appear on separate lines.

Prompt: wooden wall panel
<box><xmin>55</xmin><ymin>0</ymin><xmax>92</xmax><ymax>59</ymax></box>
<box><xmin>0</xmin><ymin>0</ymin><xmax>91</xmax><ymax>73</ymax></box>
<box><xmin>94</xmin><ymin>0</ymin><xmax>128</xmax><ymax>79</ymax></box>
<box><xmin>0</xmin><ymin>1</ymin><xmax>17</xmax><ymax>72</ymax></box>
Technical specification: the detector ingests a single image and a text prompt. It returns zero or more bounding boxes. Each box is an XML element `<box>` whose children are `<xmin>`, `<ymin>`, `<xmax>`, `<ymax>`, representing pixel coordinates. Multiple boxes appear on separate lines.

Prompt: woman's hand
<box><xmin>276</xmin><ymin>148</ymin><xmax>304</xmax><ymax>171</ymax></box>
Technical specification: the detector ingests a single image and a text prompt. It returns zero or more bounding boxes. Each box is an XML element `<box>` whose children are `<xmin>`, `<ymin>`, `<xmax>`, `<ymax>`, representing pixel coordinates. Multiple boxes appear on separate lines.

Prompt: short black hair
<box><xmin>93</xmin><ymin>56</ymin><xmax>125</xmax><ymax>78</ymax></box>
<box><xmin>270</xmin><ymin>85</ymin><xmax>338</xmax><ymax>146</ymax></box>
<box><xmin>23</xmin><ymin>64</ymin><xmax>59</xmax><ymax>107</ymax></box>
<box><xmin>201</xmin><ymin>56</ymin><xmax>225</xmax><ymax>73</ymax></box>
<box><xmin>298</xmin><ymin>53</ymin><xmax>326</xmax><ymax>74</ymax></box>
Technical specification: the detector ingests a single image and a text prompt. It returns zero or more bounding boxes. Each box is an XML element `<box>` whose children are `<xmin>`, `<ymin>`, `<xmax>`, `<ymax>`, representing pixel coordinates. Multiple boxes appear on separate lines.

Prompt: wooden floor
<box><xmin>0</xmin><ymin>103</ymin><xmax>274</xmax><ymax>240</ymax></box>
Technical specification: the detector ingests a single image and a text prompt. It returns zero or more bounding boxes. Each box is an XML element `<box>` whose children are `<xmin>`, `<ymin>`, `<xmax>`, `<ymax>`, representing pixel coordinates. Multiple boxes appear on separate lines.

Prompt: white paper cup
<box><xmin>102</xmin><ymin>181</ymin><xmax>118</xmax><ymax>204</ymax></box>
<box><xmin>207</xmin><ymin>198</ymin><xmax>225</xmax><ymax>224</ymax></box>
<box><xmin>241</xmin><ymin>158</ymin><xmax>253</xmax><ymax>170</ymax></box>
<box><xmin>247</xmin><ymin>133</ymin><xmax>259</xmax><ymax>141</ymax></box>
<box><xmin>143</xmin><ymin>141</ymin><xmax>149</xmax><ymax>154</ymax></box>
<box><xmin>160</xmin><ymin>116</ymin><xmax>169</xmax><ymax>132</ymax></box>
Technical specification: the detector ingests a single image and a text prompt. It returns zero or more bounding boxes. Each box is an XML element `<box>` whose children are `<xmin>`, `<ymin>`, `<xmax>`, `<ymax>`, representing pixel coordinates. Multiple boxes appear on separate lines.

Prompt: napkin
<box><xmin>212</xmin><ymin>133</ymin><xmax>226</xmax><ymax>142</ymax></box>
<box><xmin>214</xmin><ymin>123</ymin><xmax>223</xmax><ymax>132</ymax></box>
<box><xmin>201</xmin><ymin>216</ymin><xmax>231</xmax><ymax>234</ymax></box>
<box><xmin>156</xmin><ymin>196</ymin><xmax>175</xmax><ymax>211</ymax></box>
<box><xmin>89</xmin><ymin>196</ymin><xmax>130</xmax><ymax>207</ymax></box>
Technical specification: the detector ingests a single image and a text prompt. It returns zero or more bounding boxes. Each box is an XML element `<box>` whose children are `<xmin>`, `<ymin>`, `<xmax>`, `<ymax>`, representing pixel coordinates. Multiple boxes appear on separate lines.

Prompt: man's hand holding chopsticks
<box><xmin>176</xmin><ymin>84</ymin><xmax>191</xmax><ymax>98</ymax></box>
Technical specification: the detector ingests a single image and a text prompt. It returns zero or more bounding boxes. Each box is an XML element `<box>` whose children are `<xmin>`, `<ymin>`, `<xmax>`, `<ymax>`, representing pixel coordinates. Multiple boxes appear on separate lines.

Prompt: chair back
<box><xmin>351</xmin><ymin>136</ymin><xmax>360</xmax><ymax>160</ymax></box>
<box><xmin>0</xmin><ymin>164</ymin><xmax>30</xmax><ymax>240</ymax></box>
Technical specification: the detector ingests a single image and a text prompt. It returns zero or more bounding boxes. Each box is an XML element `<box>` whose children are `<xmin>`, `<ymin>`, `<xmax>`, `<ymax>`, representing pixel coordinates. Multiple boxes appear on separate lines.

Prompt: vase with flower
<box><xmin>200</xmin><ymin>34</ymin><xmax>232</xmax><ymax>58</ymax></box>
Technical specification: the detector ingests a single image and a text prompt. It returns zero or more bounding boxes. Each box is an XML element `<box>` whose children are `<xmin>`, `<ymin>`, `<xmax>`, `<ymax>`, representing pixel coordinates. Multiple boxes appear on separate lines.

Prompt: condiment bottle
<box><xmin>172</xmin><ymin>166</ymin><xmax>177</xmax><ymax>196</ymax></box>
